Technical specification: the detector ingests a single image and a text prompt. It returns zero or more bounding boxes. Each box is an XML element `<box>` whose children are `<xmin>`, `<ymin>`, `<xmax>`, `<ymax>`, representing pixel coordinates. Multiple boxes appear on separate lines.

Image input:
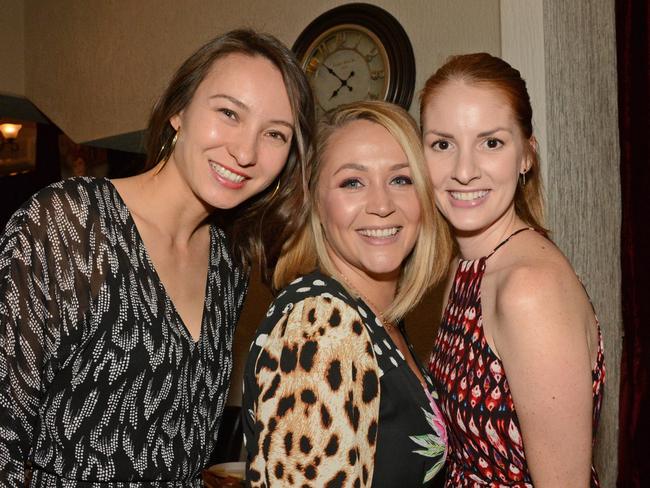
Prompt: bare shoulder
<box><xmin>487</xmin><ymin>232</ymin><xmax>598</xmax><ymax>485</ymax></box>
<box><xmin>490</xmin><ymin>231</ymin><xmax>594</xmax><ymax>342</ymax></box>
<box><xmin>496</xmin><ymin>231</ymin><xmax>585</xmax><ymax>299</ymax></box>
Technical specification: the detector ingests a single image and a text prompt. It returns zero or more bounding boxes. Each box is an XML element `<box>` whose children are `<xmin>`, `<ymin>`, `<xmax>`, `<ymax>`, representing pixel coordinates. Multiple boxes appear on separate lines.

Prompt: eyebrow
<box><xmin>333</xmin><ymin>162</ymin><xmax>410</xmax><ymax>175</ymax></box>
<box><xmin>477</xmin><ymin>127</ymin><xmax>512</xmax><ymax>137</ymax></box>
<box><xmin>424</xmin><ymin>130</ymin><xmax>454</xmax><ymax>139</ymax></box>
<box><xmin>210</xmin><ymin>94</ymin><xmax>247</xmax><ymax>109</ymax></box>
<box><xmin>424</xmin><ymin>128</ymin><xmax>513</xmax><ymax>138</ymax></box>
<box><xmin>209</xmin><ymin>94</ymin><xmax>295</xmax><ymax>130</ymax></box>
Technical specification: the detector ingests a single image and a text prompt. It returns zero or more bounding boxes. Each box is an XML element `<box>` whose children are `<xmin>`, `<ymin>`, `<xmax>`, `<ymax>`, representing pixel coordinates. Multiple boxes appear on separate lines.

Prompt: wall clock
<box><xmin>292</xmin><ymin>3</ymin><xmax>415</xmax><ymax>116</ymax></box>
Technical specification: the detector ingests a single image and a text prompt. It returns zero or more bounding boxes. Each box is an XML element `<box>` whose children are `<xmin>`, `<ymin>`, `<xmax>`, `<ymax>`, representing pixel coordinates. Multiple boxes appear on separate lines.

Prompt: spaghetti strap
<box><xmin>485</xmin><ymin>227</ymin><xmax>533</xmax><ymax>260</ymax></box>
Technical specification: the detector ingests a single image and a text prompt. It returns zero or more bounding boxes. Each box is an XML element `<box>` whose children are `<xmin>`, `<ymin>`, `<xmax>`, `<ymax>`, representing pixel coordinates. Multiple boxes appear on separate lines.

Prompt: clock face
<box><xmin>302</xmin><ymin>25</ymin><xmax>390</xmax><ymax>115</ymax></box>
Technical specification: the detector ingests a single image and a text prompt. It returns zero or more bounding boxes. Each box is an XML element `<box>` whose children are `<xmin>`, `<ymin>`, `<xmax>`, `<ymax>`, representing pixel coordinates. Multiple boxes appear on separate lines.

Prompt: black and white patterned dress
<box><xmin>0</xmin><ymin>177</ymin><xmax>248</xmax><ymax>487</ymax></box>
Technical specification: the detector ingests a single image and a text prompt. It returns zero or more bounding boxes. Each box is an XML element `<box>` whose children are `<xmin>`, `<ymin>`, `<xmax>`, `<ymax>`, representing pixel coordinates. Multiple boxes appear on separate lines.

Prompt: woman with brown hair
<box><xmin>421</xmin><ymin>53</ymin><xmax>604</xmax><ymax>487</ymax></box>
<box><xmin>243</xmin><ymin>101</ymin><xmax>451</xmax><ymax>487</ymax></box>
<box><xmin>0</xmin><ymin>29</ymin><xmax>314</xmax><ymax>487</ymax></box>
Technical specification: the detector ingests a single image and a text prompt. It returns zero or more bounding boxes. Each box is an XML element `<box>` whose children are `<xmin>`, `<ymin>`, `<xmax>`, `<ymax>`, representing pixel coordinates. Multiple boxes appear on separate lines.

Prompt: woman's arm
<box><xmin>493</xmin><ymin>262</ymin><xmax>595</xmax><ymax>488</ymax></box>
<box><xmin>0</xmin><ymin>210</ymin><xmax>53</xmax><ymax>486</ymax></box>
<box><xmin>244</xmin><ymin>295</ymin><xmax>380</xmax><ymax>487</ymax></box>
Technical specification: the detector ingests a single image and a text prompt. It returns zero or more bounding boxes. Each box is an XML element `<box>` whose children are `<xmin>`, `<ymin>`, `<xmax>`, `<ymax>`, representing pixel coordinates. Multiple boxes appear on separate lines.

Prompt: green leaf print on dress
<box><xmin>410</xmin><ymin>388</ymin><xmax>448</xmax><ymax>483</ymax></box>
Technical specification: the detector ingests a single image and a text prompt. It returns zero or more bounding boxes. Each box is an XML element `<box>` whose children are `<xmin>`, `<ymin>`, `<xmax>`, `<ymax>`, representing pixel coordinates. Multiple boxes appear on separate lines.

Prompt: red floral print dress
<box><xmin>428</xmin><ymin>229</ymin><xmax>605</xmax><ymax>487</ymax></box>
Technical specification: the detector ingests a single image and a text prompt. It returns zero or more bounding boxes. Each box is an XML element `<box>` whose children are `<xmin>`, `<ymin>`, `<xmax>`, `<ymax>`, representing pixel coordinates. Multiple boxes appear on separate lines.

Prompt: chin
<box><xmin>202</xmin><ymin>188</ymin><xmax>255</xmax><ymax>211</ymax></box>
<box><xmin>451</xmin><ymin>224</ymin><xmax>486</xmax><ymax>237</ymax></box>
<box><xmin>360</xmin><ymin>263</ymin><xmax>403</xmax><ymax>281</ymax></box>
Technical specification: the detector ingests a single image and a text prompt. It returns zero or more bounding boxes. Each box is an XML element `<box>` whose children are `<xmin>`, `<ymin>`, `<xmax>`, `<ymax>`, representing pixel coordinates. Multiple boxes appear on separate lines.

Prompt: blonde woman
<box><xmin>243</xmin><ymin>101</ymin><xmax>451</xmax><ymax>487</ymax></box>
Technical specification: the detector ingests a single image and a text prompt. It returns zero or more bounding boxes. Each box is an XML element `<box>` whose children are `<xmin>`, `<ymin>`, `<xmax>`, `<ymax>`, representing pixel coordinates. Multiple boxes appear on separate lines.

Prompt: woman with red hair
<box><xmin>421</xmin><ymin>53</ymin><xmax>605</xmax><ymax>487</ymax></box>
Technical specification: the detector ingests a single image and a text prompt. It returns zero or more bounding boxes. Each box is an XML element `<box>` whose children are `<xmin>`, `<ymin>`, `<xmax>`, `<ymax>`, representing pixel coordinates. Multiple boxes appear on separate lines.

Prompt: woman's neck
<box><xmin>455</xmin><ymin>210</ymin><xmax>525</xmax><ymax>260</ymax></box>
<box><xmin>329</xmin><ymin>258</ymin><xmax>397</xmax><ymax>315</ymax></box>
<box><xmin>114</xmin><ymin>163</ymin><xmax>212</xmax><ymax>246</ymax></box>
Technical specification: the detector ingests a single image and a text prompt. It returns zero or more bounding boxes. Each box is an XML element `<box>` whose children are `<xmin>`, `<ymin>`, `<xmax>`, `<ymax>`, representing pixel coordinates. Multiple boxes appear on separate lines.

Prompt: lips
<box><xmin>357</xmin><ymin>226</ymin><xmax>401</xmax><ymax>238</ymax></box>
<box><xmin>209</xmin><ymin>161</ymin><xmax>248</xmax><ymax>184</ymax></box>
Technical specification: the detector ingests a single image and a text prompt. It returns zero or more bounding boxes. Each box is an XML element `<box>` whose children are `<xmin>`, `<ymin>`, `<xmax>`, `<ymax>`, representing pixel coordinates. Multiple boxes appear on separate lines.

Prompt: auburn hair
<box><xmin>420</xmin><ymin>52</ymin><xmax>547</xmax><ymax>234</ymax></box>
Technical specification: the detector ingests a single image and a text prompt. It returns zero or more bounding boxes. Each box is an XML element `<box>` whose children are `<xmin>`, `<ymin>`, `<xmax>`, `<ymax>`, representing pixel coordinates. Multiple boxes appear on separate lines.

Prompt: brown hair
<box><xmin>145</xmin><ymin>29</ymin><xmax>315</xmax><ymax>281</ymax></box>
<box><xmin>274</xmin><ymin>101</ymin><xmax>452</xmax><ymax>321</ymax></box>
<box><xmin>420</xmin><ymin>52</ymin><xmax>547</xmax><ymax>233</ymax></box>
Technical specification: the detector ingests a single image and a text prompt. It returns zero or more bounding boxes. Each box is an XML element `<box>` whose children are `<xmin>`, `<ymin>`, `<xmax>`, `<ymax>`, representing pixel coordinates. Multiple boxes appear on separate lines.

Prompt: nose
<box><xmin>366</xmin><ymin>183</ymin><xmax>396</xmax><ymax>217</ymax></box>
<box><xmin>228</xmin><ymin>127</ymin><xmax>257</xmax><ymax>167</ymax></box>
<box><xmin>452</xmin><ymin>147</ymin><xmax>480</xmax><ymax>184</ymax></box>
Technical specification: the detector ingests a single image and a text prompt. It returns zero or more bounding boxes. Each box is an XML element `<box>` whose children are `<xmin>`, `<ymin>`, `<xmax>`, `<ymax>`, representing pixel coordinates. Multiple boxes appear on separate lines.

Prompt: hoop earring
<box><xmin>154</xmin><ymin>128</ymin><xmax>180</xmax><ymax>175</ymax></box>
<box><xmin>270</xmin><ymin>178</ymin><xmax>281</xmax><ymax>199</ymax></box>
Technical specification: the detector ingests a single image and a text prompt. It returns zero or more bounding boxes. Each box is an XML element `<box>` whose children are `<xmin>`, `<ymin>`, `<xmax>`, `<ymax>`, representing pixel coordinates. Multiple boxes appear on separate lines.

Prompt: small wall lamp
<box><xmin>0</xmin><ymin>123</ymin><xmax>23</xmax><ymax>152</ymax></box>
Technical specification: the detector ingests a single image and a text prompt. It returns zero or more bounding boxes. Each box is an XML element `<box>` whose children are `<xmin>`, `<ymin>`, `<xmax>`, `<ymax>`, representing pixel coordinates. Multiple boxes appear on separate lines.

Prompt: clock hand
<box><xmin>330</xmin><ymin>87</ymin><xmax>342</xmax><ymax>100</ymax></box>
<box><xmin>324</xmin><ymin>64</ymin><xmax>346</xmax><ymax>83</ymax></box>
<box><xmin>343</xmin><ymin>71</ymin><xmax>355</xmax><ymax>91</ymax></box>
<box><xmin>327</xmin><ymin>71</ymin><xmax>357</xmax><ymax>99</ymax></box>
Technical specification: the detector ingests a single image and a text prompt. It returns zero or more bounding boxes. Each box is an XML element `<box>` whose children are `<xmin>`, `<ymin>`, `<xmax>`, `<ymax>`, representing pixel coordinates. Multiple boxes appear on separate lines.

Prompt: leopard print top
<box><xmin>243</xmin><ymin>271</ymin><xmax>447</xmax><ymax>487</ymax></box>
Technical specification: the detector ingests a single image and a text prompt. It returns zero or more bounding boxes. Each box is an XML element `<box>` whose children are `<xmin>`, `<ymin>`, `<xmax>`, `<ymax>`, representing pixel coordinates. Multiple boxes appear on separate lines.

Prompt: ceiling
<box><xmin>1</xmin><ymin>94</ymin><xmax>145</xmax><ymax>153</ymax></box>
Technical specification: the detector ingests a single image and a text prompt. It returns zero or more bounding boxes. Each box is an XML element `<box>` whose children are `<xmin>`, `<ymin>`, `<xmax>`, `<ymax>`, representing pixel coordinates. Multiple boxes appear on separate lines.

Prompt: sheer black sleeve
<box><xmin>0</xmin><ymin>185</ymin><xmax>96</xmax><ymax>486</ymax></box>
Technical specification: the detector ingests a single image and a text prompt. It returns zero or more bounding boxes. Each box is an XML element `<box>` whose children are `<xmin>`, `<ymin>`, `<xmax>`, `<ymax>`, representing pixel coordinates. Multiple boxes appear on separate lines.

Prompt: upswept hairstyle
<box><xmin>144</xmin><ymin>29</ymin><xmax>315</xmax><ymax>281</ymax></box>
<box><xmin>420</xmin><ymin>52</ymin><xmax>547</xmax><ymax>233</ymax></box>
<box><xmin>274</xmin><ymin>101</ymin><xmax>452</xmax><ymax>322</ymax></box>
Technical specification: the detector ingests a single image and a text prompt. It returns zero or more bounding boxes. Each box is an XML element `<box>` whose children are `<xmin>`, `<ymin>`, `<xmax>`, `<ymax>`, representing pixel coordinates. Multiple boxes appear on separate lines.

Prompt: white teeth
<box><xmin>358</xmin><ymin>227</ymin><xmax>400</xmax><ymax>238</ymax></box>
<box><xmin>450</xmin><ymin>190</ymin><xmax>488</xmax><ymax>201</ymax></box>
<box><xmin>210</xmin><ymin>162</ymin><xmax>245</xmax><ymax>183</ymax></box>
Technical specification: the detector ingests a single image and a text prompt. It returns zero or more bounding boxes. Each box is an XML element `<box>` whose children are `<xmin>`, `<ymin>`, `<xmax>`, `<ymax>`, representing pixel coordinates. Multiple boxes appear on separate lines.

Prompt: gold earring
<box><xmin>270</xmin><ymin>178</ymin><xmax>281</xmax><ymax>199</ymax></box>
<box><xmin>154</xmin><ymin>128</ymin><xmax>180</xmax><ymax>175</ymax></box>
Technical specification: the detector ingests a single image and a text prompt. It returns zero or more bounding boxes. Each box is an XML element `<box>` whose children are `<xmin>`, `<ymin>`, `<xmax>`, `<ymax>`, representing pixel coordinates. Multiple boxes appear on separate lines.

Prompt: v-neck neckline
<box><xmin>106</xmin><ymin>178</ymin><xmax>211</xmax><ymax>345</ymax></box>
<box><xmin>329</xmin><ymin>274</ymin><xmax>434</xmax><ymax>393</ymax></box>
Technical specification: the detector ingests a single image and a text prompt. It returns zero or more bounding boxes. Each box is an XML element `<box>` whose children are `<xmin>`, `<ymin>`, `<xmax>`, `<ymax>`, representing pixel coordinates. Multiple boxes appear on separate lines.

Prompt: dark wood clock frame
<box><xmin>292</xmin><ymin>3</ymin><xmax>416</xmax><ymax>110</ymax></box>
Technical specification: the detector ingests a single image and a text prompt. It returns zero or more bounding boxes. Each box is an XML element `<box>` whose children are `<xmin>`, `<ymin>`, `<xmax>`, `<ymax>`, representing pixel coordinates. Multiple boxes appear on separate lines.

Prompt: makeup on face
<box><xmin>317</xmin><ymin>119</ymin><xmax>421</xmax><ymax>285</ymax></box>
<box><xmin>422</xmin><ymin>82</ymin><xmax>527</xmax><ymax>247</ymax></box>
<box><xmin>169</xmin><ymin>53</ymin><xmax>295</xmax><ymax>210</ymax></box>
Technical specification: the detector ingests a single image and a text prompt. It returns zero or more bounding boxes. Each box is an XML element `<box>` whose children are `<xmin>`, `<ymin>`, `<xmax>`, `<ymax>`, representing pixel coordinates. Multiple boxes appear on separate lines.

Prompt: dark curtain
<box><xmin>616</xmin><ymin>1</ymin><xmax>650</xmax><ymax>486</ymax></box>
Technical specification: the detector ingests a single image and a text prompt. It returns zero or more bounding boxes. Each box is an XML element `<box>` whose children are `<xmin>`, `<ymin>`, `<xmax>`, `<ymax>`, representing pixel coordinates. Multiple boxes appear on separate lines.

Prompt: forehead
<box><xmin>193</xmin><ymin>53</ymin><xmax>293</xmax><ymax>118</ymax></box>
<box><xmin>319</xmin><ymin>119</ymin><xmax>410</xmax><ymax>177</ymax></box>
<box><xmin>424</xmin><ymin>80</ymin><xmax>516</xmax><ymax>126</ymax></box>
<box><xmin>325</xmin><ymin>119</ymin><xmax>403</xmax><ymax>158</ymax></box>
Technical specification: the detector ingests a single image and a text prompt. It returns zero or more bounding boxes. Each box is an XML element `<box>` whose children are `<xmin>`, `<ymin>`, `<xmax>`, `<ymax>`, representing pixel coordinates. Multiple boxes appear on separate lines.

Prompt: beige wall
<box><xmin>22</xmin><ymin>0</ymin><xmax>499</xmax><ymax>143</ymax></box>
<box><xmin>0</xmin><ymin>0</ymin><xmax>25</xmax><ymax>96</ymax></box>
<box><xmin>543</xmin><ymin>2</ymin><xmax>621</xmax><ymax>486</ymax></box>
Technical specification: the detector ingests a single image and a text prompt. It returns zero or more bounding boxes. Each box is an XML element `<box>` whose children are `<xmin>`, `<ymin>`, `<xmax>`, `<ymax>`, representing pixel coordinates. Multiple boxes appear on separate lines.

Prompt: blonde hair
<box><xmin>274</xmin><ymin>101</ymin><xmax>452</xmax><ymax>322</ymax></box>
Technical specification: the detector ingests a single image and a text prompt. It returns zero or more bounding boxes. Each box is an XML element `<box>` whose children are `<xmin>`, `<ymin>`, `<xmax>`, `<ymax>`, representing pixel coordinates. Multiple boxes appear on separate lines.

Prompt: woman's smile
<box><xmin>208</xmin><ymin>160</ymin><xmax>249</xmax><ymax>188</ymax></box>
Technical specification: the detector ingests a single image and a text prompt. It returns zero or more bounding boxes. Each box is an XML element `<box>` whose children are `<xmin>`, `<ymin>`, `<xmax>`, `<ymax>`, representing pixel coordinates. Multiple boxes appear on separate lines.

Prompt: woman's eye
<box><xmin>485</xmin><ymin>138</ymin><xmax>504</xmax><ymax>149</ymax></box>
<box><xmin>219</xmin><ymin>108</ymin><xmax>237</xmax><ymax>120</ymax></box>
<box><xmin>391</xmin><ymin>175</ymin><xmax>413</xmax><ymax>186</ymax></box>
<box><xmin>340</xmin><ymin>178</ymin><xmax>363</xmax><ymax>189</ymax></box>
<box><xmin>432</xmin><ymin>140</ymin><xmax>451</xmax><ymax>151</ymax></box>
<box><xmin>267</xmin><ymin>131</ymin><xmax>288</xmax><ymax>143</ymax></box>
